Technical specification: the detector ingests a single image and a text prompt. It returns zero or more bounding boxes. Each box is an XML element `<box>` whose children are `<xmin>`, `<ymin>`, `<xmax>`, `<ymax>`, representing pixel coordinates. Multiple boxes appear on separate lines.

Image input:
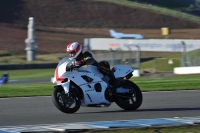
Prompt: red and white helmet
<box><xmin>66</xmin><ymin>42</ymin><xmax>82</xmax><ymax>60</ymax></box>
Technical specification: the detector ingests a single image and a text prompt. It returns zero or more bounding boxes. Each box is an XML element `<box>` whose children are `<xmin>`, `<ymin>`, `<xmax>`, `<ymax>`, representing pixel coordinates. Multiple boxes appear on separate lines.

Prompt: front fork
<box><xmin>60</xmin><ymin>91</ymin><xmax>75</xmax><ymax>107</ymax></box>
<box><xmin>59</xmin><ymin>80</ymin><xmax>76</xmax><ymax>107</ymax></box>
<box><xmin>60</xmin><ymin>80</ymin><xmax>70</xmax><ymax>94</ymax></box>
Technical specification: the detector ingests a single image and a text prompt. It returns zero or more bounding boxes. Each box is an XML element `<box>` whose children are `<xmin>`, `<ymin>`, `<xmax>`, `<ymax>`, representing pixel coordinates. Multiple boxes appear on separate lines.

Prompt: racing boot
<box><xmin>108</xmin><ymin>71</ymin><xmax>121</xmax><ymax>93</ymax></box>
<box><xmin>110</xmin><ymin>81</ymin><xmax>120</xmax><ymax>94</ymax></box>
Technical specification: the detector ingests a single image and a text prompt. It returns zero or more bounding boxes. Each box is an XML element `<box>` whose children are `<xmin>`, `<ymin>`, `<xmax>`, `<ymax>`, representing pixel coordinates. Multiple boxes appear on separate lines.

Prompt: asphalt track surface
<box><xmin>0</xmin><ymin>90</ymin><xmax>200</xmax><ymax>127</ymax></box>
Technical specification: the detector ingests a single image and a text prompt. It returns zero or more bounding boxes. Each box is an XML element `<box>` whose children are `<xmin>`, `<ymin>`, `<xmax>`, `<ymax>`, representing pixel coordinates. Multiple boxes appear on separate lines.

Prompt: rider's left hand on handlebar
<box><xmin>66</xmin><ymin>66</ymin><xmax>71</xmax><ymax>71</ymax></box>
<box><xmin>66</xmin><ymin>65</ymin><xmax>74</xmax><ymax>71</ymax></box>
<box><xmin>66</xmin><ymin>64</ymin><xmax>81</xmax><ymax>71</ymax></box>
<box><xmin>75</xmin><ymin>60</ymin><xmax>86</xmax><ymax>66</ymax></box>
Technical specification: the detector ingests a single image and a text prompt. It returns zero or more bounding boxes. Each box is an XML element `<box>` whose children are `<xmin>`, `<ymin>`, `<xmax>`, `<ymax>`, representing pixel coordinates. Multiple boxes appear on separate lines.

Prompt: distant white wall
<box><xmin>84</xmin><ymin>38</ymin><xmax>200</xmax><ymax>52</ymax></box>
<box><xmin>174</xmin><ymin>66</ymin><xmax>200</xmax><ymax>74</ymax></box>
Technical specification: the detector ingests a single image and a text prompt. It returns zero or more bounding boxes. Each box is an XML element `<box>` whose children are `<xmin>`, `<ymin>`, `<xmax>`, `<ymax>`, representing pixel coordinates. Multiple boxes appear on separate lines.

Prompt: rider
<box><xmin>66</xmin><ymin>42</ymin><xmax>120</xmax><ymax>91</ymax></box>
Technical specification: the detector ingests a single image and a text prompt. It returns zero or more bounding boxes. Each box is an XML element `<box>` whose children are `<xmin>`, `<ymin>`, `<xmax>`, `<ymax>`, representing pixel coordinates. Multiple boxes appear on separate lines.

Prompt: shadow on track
<box><xmin>77</xmin><ymin>107</ymin><xmax>200</xmax><ymax>114</ymax></box>
<box><xmin>137</xmin><ymin>107</ymin><xmax>200</xmax><ymax>112</ymax></box>
<box><xmin>77</xmin><ymin>110</ymin><xmax>132</xmax><ymax>114</ymax></box>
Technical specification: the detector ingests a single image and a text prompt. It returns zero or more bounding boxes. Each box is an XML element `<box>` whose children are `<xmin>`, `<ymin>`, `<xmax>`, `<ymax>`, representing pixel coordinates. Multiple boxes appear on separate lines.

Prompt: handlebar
<box><xmin>66</xmin><ymin>65</ymin><xmax>81</xmax><ymax>71</ymax></box>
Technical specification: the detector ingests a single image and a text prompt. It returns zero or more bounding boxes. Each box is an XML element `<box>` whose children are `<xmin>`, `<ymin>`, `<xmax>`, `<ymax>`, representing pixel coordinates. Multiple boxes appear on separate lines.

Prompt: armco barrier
<box><xmin>0</xmin><ymin>57</ymin><xmax>154</xmax><ymax>70</ymax></box>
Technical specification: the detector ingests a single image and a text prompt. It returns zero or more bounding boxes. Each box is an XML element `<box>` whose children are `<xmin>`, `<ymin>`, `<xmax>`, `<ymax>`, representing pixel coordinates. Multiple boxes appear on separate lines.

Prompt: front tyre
<box><xmin>52</xmin><ymin>86</ymin><xmax>81</xmax><ymax>113</ymax></box>
<box><xmin>115</xmin><ymin>80</ymin><xmax>143</xmax><ymax>110</ymax></box>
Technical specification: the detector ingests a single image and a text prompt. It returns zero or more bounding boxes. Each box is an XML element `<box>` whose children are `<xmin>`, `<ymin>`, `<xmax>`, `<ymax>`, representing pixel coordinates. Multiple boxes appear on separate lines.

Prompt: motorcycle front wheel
<box><xmin>52</xmin><ymin>86</ymin><xmax>81</xmax><ymax>113</ymax></box>
<box><xmin>115</xmin><ymin>80</ymin><xmax>143</xmax><ymax>110</ymax></box>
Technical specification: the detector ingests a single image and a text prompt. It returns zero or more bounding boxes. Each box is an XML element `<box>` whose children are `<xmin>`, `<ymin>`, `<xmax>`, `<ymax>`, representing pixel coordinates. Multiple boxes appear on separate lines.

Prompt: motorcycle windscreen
<box><xmin>55</xmin><ymin>62</ymin><xmax>68</xmax><ymax>82</ymax></box>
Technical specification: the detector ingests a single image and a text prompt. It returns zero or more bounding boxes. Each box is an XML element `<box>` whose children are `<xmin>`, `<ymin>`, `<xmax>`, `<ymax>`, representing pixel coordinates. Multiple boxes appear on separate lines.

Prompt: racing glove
<box><xmin>75</xmin><ymin>60</ymin><xmax>86</xmax><ymax>66</ymax></box>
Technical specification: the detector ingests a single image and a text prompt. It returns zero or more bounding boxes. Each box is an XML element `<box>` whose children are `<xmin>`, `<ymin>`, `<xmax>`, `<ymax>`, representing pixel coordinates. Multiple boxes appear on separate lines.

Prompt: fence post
<box><xmin>126</xmin><ymin>46</ymin><xmax>133</xmax><ymax>67</ymax></box>
<box><xmin>154</xmin><ymin>58</ymin><xmax>157</xmax><ymax>73</ymax></box>
<box><xmin>110</xmin><ymin>48</ymin><xmax>115</xmax><ymax>67</ymax></box>
<box><xmin>181</xmin><ymin>41</ymin><xmax>191</xmax><ymax>67</ymax></box>
<box><xmin>135</xmin><ymin>45</ymin><xmax>141</xmax><ymax>74</ymax></box>
<box><xmin>117</xmin><ymin>48</ymin><xmax>124</xmax><ymax>64</ymax></box>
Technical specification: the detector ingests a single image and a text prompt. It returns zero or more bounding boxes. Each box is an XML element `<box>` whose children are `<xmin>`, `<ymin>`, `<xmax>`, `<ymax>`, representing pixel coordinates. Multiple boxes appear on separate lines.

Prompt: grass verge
<box><xmin>0</xmin><ymin>53</ymin><xmax>65</xmax><ymax>64</ymax></box>
<box><xmin>0</xmin><ymin>82</ymin><xmax>52</xmax><ymax>97</ymax></box>
<box><xmin>0</xmin><ymin>69</ymin><xmax>54</xmax><ymax>80</ymax></box>
<box><xmin>0</xmin><ymin>71</ymin><xmax>200</xmax><ymax>97</ymax></box>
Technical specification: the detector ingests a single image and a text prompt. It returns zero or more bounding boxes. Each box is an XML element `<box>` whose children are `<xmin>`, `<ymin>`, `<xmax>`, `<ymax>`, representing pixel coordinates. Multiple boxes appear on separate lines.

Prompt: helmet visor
<box><xmin>69</xmin><ymin>51</ymin><xmax>76</xmax><ymax>58</ymax></box>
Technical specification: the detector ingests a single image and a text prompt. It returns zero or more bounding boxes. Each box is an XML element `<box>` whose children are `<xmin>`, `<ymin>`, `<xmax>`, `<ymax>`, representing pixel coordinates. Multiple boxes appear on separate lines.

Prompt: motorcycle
<box><xmin>52</xmin><ymin>57</ymin><xmax>143</xmax><ymax>113</ymax></box>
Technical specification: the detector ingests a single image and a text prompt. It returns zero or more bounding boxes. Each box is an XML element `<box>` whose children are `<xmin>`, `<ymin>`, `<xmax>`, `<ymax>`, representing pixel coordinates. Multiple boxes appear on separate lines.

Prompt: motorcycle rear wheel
<box><xmin>52</xmin><ymin>86</ymin><xmax>81</xmax><ymax>113</ymax></box>
<box><xmin>115</xmin><ymin>80</ymin><xmax>143</xmax><ymax>110</ymax></box>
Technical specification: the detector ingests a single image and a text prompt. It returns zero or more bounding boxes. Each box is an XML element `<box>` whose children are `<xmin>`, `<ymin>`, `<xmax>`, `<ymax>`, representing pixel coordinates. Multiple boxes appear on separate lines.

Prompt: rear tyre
<box><xmin>52</xmin><ymin>86</ymin><xmax>81</xmax><ymax>113</ymax></box>
<box><xmin>115</xmin><ymin>80</ymin><xmax>143</xmax><ymax>110</ymax></box>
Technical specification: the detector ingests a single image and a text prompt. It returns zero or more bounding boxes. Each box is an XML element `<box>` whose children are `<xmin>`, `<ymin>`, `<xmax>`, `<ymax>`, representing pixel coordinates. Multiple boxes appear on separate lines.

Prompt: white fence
<box><xmin>84</xmin><ymin>38</ymin><xmax>200</xmax><ymax>52</ymax></box>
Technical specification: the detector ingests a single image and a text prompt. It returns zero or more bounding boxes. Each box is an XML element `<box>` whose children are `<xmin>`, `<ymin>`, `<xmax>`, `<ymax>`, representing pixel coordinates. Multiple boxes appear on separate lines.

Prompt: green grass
<box><xmin>141</xmin><ymin>57</ymin><xmax>181</xmax><ymax>72</ymax></box>
<box><xmin>0</xmin><ymin>70</ymin><xmax>200</xmax><ymax>97</ymax></box>
<box><xmin>0</xmin><ymin>82</ymin><xmax>53</xmax><ymax>97</ymax></box>
<box><xmin>0</xmin><ymin>68</ymin><xmax>54</xmax><ymax>80</ymax></box>
<box><xmin>103</xmin><ymin>0</ymin><xmax>200</xmax><ymax>24</ymax></box>
<box><xmin>133</xmin><ymin>74</ymin><xmax>200</xmax><ymax>91</ymax></box>
<box><xmin>0</xmin><ymin>53</ymin><xmax>65</xmax><ymax>64</ymax></box>
<box><xmin>141</xmin><ymin>49</ymin><xmax>200</xmax><ymax>72</ymax></box>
